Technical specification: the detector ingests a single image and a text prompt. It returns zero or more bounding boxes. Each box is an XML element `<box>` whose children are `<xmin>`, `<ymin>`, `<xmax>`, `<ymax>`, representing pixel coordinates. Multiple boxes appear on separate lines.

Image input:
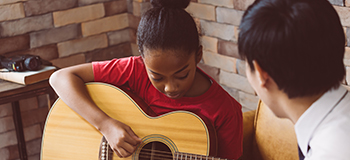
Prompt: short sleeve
<box><xmin>92</xmin><ymin>56</ymin><xmax>140</xmax><ymax>87</ymax></box>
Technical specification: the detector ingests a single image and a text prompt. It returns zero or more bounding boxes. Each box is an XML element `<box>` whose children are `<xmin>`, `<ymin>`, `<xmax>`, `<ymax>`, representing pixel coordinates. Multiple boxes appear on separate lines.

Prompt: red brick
<box><xmin>200</xmin><ymin>20</ymin><xmax>235</xmax><ymax>41</ymax></box>
<box><xmin>0</xmin><ymin>145</ymin><xmax>19</xmax><ymax>160</ymax></box>
<box><xmin>21</xmin><ymin>108</ymin><xmax>48</xmax><ymax>128</ymax></box>
<box><xmin>198</xmin><ymin>0</ymin><xmax>233</xmax><ymax>8</ymax></box>
<box><xmin>186</xmin><ymin>2</ymin><xmax>215</xmax><ymax>21</ymax></box>
<box><xmin>236</xmin><ymin>59</ymin><xmax>246</xmax><ymax>77</ymax></box>
<box><xmin>0</xmin><ymin>13</ymin><xmax>53</xmax><ymax>37</ymax></box>
<box><xmin>220</xmin><ymin>70</ymin><xmax>255</xmax><ymax>94</ymax></box>
<box><xmin>0</xmin><ymin>3</ymin><xmax>25</xmax><ymax>22</ymax></box>
<box><xmin>128</xmin><ymin>14</ymin><xmax>141</xmax><ymax>30</ymax></box>
<box><xmin>0</xmin><ymin>0</ymin><xmax>26</xmax><ymax>6</ymax></box>
<box><xmin>216</xmin><ymin>7</ymin><xmax>244</xmax><ymax>26</ymax></box>
<box><xmin>0</xmin><ymin>34</ymin><xmax>30</xmax><ymax>55</ymax></box>
<box><xmin>131</xmin><ymin>43</ymin><xmax>139</xmax><ymax>56</ymax></box>
<box><xmin>198</xmin><ymin>62</ymin><xmax>220</xmax><ymax>82</ymax></box>
<box><xmin>0</xmin><ymin>147</ymin><xmax>10</xmax><ymax>160</ymax></box>
<box><xmin>85</xmin><ymin>43</ymin><xmax>132</xmax><ymax>62</ymax></box>
<box><xmin>79</xmin><ymin>0</ymin><xmax>110</xmax><ymax>6</ymax></box>
<box><xmin>218</xmin><ymin>40</ymin><xmax>240</xmax><ymax>59</ymax></box>
<box><xmin>233</xmin><ymin>0</ymin><xmax>254</xmax><ymax>11</ymax></box>
<box><xmin>19</xmin><ymin>97</ymin><xmax>38</xmax><ymax>112</ymax></box>
<box><xmin>104</xmin><ymin>0</ymin><xmax>128</xmax><ymax>16</ymax></box>
<box><xmin>24</xmin><ymin>0</ymin><xmax>78</xmax><ymax>16</ymax></box>
<box><xmin>132</xmin><ymin>1</ymin><xmax>151</xmax><ymax>17</ymax></box>
<box><xmin>334</xmin><ymin>6</ymin><xmax>350</xmax><ymax>27</ymax></box>
<box><xmin>194</xmin><ymin>18</ymin><xmax>201</xmax><ymax>35</ymax></box>
<box><xmin>202</xmin><ymin>50</ymin><xmax>236</xmax><ymax>73</ymax></box>
<box><xmin>0</xmin><ymin>103</ymin><xmax>13</xmax><ymax>118</ymax></box>
<box><xmin>201</xmin><ymin>36</ymin><xmax>218</xmax><ymax>52</ymax></box>
<box><xmin>28</xmin><ymin>154</ymin><xmax>40</xmax><ymax>160</ymax></box>
<box><xmin>58</xmin><ymin>34</ymin><xmax>108</xmax><ymax>57</ymax></box>
<box><xmin>37</xmin><ymin>94</ymin><xmax>49</xmax><ymax>108</ymax></box>
<box><xmin>0</xmin><ymin>130</ymin><xmax>17</xmax><ymax>148</ymax></box>
<box><xmin>23</xmin><ymin>124</ymin><xmax>42</xmax><ymax>142</ymax></box>
<box><xmin>0</xmin><ymin>116</ymin><xmax>14</xmax><ymax>133</ymax></box>
<box><xmin>108</xmin><ymin>28</ymin><xmax>136</xmax><ymax>45</ymax></box>
<box><xmin>30</xmin><ymin>24</ymin><xmax>80</xmax><ymax>48</ymax></box>
<box><xmin>53</xmin><ymin>3</ymin><xmax>105</xmax><ymax>27</ymax></box>
<box><xmin>26</xmin><ymin>139</ymin><xmax>41</xmax><ymax>156</ymax></box>
<box><xmin>81</xmin><ymin>13</ymin><xmax>129</xmax><ymax>37</ymax></box>
<box><xmin>50</xmin><ymin>53</ymin><xmax>86</xmax><ymax>68</ymax></box>
<box><xmin>239</xmin><ymin>91</ymin><xmax>259</xmax><ymax>110</ymax></box>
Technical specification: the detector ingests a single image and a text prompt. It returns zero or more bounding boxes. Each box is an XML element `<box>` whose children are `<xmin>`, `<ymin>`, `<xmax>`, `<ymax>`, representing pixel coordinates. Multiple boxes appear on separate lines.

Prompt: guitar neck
<box><xmin>174</xmin><ymin>152</ymin><xmax>231</xmax><ymax>160</ymax></box>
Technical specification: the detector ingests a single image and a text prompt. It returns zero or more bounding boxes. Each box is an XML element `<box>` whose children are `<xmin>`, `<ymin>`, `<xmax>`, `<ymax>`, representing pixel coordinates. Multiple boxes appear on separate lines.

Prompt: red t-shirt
<box><xmin>92</xmin><ymin>56</ymin><xmax>243</xmax><ymax>159</ymax></box>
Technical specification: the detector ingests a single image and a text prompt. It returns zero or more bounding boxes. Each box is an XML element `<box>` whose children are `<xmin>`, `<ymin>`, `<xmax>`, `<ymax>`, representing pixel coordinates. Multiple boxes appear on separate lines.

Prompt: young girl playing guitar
<box><xmin>49</xmin><ymin>0</ymin><xmax>243</xmax><ymax>159</ymax></box>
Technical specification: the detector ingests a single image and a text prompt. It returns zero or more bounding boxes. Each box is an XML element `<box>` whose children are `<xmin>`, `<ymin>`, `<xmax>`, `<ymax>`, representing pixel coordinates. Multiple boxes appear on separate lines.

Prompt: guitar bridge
<box><xmin>99</xmin><ymin>136</ymin><xmax>114</xmax><ymax>160</ymax></box>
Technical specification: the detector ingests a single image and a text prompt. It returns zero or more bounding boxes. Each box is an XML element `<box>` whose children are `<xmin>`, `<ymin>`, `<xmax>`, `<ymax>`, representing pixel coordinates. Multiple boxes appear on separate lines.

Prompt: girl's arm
<box><xmin>49</xmin><ymin>63</ymin><xmax>141</xmax><ymax>158</ymax></box>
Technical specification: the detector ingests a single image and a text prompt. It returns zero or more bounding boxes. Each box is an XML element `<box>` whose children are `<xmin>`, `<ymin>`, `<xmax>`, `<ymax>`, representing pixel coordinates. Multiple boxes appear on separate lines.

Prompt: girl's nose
<box><xmin>164</xmin><ymin>81</ymin><xmax>178</xmax><ymax>93</ymax></box>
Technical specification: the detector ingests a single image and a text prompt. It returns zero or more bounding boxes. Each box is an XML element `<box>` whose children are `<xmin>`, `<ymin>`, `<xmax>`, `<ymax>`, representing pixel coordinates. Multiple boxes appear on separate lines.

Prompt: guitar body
<box><xmin>41</xmin><ymin>82</ymin><xmax>217</xmax><ymax>160</ymax></box>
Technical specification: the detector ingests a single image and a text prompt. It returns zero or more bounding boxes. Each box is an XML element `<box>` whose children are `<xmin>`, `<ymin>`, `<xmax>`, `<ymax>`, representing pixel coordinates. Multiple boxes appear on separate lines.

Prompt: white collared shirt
<box><xmin>295</xmin><ymin>85</ymin><xmax>350</xmax><ymax>160</ymax></box>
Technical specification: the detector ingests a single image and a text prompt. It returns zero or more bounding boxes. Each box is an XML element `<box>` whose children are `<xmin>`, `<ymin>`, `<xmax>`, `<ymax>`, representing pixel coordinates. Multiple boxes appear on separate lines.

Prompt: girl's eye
<box><xmin>178</xmin><ymin>73</ymin><xmax>189</xmax><ymax>80</ymax></box>
<box><xmin>152</xmin><ymin>77</ymin><xmax>163</xmax><ymax>82</ymax></box>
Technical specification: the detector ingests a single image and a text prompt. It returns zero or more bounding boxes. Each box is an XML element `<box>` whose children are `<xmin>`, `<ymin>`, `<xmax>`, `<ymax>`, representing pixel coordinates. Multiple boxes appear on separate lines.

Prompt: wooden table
<box><xmin>0</xmin><ymin>79</ymin><xmax>57</xmax><ymax>160</ymax></box>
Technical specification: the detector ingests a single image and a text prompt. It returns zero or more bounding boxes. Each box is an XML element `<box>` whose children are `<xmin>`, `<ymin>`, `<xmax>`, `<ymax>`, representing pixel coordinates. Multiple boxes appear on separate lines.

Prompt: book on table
<box><xmin>0</xmin><ymin>65</ymin><xmax>56</xmax><ymax>85</ymax></box>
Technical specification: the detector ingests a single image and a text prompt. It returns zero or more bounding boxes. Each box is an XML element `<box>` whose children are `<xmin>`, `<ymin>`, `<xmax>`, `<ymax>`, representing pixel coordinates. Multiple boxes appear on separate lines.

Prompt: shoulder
<box><xmin>309</xmin><ymin>109</ymin><xmax>350</xmax><ymax>159</ymax></box>
<box><xmin>94</xmin><ymin>56</ymin><xmax>143</xmax><ymax>64</ymax></box>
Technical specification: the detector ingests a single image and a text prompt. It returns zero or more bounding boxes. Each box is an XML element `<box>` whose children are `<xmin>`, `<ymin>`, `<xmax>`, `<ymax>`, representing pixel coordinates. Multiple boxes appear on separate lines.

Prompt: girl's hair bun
<box><xmin>151</xmin><ymin>0</ymin><xmax>190</xmax><ymax>9</ymax></box>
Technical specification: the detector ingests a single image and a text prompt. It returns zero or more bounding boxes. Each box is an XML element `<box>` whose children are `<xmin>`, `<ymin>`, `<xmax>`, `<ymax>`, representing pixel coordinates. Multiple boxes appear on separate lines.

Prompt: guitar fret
<box><xmin>175</xmin><ymin>152</ymin><xmax>232</xmax><ymax>160</ymax></box>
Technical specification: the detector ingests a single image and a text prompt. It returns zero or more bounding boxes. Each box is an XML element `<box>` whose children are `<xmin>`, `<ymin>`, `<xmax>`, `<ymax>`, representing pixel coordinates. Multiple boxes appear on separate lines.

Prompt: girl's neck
<box><xmin>184</xmin><ymin>69</ymin><xmax>211</xmax><ymax>97</ymax></box>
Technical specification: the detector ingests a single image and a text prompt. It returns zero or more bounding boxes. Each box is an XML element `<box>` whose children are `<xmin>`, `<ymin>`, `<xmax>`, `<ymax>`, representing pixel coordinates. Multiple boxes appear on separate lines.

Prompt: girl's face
<box><xmin>143</xmin><ymin>48</ymin><xmax>201</xmax><ymax>99</ymax></box>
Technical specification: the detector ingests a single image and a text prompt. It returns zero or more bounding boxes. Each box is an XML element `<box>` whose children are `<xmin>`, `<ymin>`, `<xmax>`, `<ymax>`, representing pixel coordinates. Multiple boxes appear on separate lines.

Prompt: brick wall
<box><xmin>0</xmin><ymin>0</ymin><xmax>136</xmax><ymax>159</ymax></box>
<box><xmin>1</xmin><ymin>0</ymin><xmax>350</xmax><ymax>159</ymax></box>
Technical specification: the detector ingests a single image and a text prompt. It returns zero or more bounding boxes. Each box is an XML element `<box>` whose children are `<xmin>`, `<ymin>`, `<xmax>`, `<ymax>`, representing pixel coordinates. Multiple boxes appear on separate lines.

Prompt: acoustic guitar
<box><xmin>41</xmin><ymin>82</ymin><xmax>230</xmax><ymax>160</ymax></box>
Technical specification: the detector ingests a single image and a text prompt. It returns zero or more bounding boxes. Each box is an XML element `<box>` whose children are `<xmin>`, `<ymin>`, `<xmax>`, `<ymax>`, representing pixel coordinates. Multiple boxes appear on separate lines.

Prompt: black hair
<box><xmin>238</xmin><ymin>0</ymin><xmax>346</xmax><ymax>98</ymax></box>
<box><xmin>137</xmin><ymin>0</ymin><xmax>199</xmax><ymax>56</ymax></box>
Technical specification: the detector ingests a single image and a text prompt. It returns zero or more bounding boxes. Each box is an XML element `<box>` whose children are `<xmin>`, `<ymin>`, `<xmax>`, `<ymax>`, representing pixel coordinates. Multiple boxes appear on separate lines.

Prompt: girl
<box><xmin>49</xmin><ymin>0</ymin><xmax>242</xmax><ymax>159</ymax></box>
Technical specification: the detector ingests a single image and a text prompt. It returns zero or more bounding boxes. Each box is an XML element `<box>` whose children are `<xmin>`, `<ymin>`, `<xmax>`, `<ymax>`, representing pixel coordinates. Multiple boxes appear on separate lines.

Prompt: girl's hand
<box><xmin>100</xmin><ymin>118</ymin><xmax>142</xmax><ymax>158</ymax></box>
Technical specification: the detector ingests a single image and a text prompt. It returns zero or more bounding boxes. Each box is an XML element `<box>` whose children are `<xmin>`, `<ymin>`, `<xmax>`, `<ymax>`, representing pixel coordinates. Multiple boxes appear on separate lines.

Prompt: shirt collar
<box><xmin>294</xmin><ymin>85</ymin><xmax>347</xmax><ymax>155</ymax></box>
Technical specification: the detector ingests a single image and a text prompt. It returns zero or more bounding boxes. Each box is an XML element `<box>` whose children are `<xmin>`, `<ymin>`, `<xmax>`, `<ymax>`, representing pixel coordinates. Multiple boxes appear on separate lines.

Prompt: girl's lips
<box><xmin>166</xmin><ymin>93</ymin><xmax>181</xmax><ymax>99</ymax></box>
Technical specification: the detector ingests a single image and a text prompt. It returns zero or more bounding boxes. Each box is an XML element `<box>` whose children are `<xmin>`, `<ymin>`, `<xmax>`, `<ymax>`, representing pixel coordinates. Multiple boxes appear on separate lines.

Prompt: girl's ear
<box><xmin>195</xmin><ymin>45</ymin><xmax>203</xmax><ymax>64</ymax></box>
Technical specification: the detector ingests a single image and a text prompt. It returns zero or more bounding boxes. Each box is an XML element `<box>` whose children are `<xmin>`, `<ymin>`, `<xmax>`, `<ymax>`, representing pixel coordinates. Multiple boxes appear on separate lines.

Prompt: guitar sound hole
<box><xmin>139</xmin><ymin>141</ymin><xmax>172</xmax><ymax>160</ymax></box>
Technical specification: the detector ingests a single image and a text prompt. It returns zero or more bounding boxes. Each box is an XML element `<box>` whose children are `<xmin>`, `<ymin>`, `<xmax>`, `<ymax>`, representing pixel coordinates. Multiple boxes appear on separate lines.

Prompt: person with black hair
<box><xmin>49</xmin><ymin>0</ymin><xmax>243</xmax><ymax>159</ymax></box>
<box><xmin>238</xmin><ymin>0</ymin><xmax>350</xmax><ymax>159</ymax></box>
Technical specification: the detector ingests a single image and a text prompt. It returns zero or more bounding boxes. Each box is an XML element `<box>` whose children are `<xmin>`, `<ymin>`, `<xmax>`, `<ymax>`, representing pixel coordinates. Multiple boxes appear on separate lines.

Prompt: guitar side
<box><xmin>41</xmin><ymin>82</ymin><xmax>216</xmax><ymax>160</ymax></box>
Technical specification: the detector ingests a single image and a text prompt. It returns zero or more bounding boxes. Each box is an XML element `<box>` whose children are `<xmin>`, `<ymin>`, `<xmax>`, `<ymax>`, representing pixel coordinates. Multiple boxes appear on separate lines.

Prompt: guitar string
<box><xmin>106</xmin><ymin>149</ymin><xmax>222</xmax><ymax>160</ymax></box>
<box><xmin>106</xmin><ymin>146</ymin><xmax>226</xmax><ymax>160</ymax></box>
<box><xmin>107</xmin><ymin>147</ymin><xmax>174</xmax><ymax>155</ymax></box>
<box><xmin>106</xmin><ymin>148</ymin><xmax>173</xmax><ymax>159</ymax></box>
